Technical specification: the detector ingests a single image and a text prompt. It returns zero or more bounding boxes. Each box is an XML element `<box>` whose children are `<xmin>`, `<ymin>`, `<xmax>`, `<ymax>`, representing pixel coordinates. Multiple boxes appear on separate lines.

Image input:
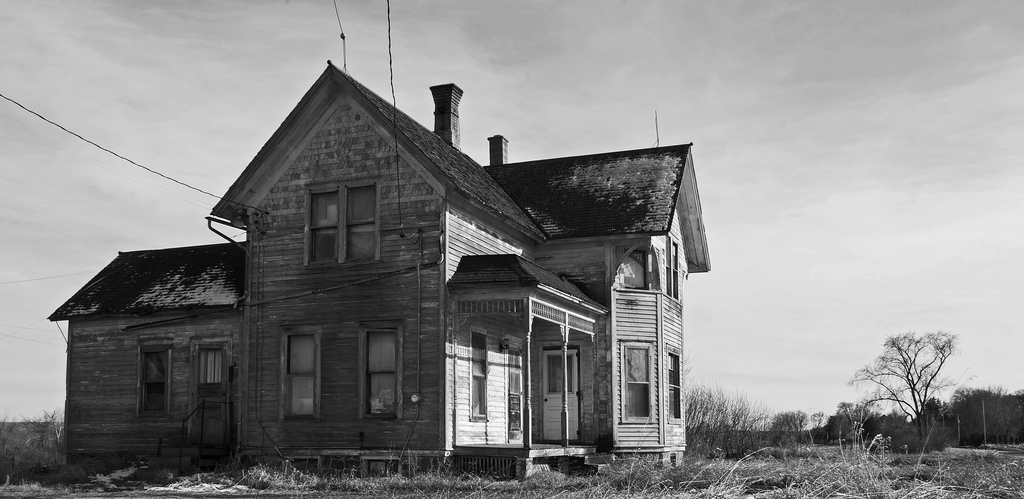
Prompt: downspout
<box><xmin>206</xmin><ymin>215</ymin><xmax>248</xmax><ymax>456</ymax></box>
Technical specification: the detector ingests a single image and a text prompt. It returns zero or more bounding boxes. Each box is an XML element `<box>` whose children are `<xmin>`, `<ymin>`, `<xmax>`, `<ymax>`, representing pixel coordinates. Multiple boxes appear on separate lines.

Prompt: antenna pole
<box><xmin>333</xmin><ymin>0</ymin><xmax>348</xmax><ymax>72</ymax></box>
<box><xmin>653</xmin><ymin>110</ymin><xmax>660</xmax><ymax>148</ymax></box>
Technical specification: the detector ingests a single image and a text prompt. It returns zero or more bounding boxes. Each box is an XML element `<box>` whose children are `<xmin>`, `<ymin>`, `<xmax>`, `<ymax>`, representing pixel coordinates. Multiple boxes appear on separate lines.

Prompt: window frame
<box><xmin>621</xmin><ymin>343</ymin><xmax>654</xmax><ymax>422</ymax></box>
<box><xmin>304</xmin><ymin>181</ymin><xmax>380</xmax><ymax>265</ymax></box>
<box><xmin>280</xmin><ymin>328</ymin><xmax>320</xmax><ymax>419</ymax></box>
<box><xmin>666</xmin><ymin>239</ymin><xmax>680</xmax><ymax>299</ymax></box>
<box><xmin>667</xmin><ymin>351</ymin><xmax>682</xmax><ymax>423</ymax></box>
<box><xmin>138</xmin><ymin>344</ymin><xmax>172</xmax><ymax>416</ymax></box>
<box><xmin>470</xmin><ymin>332</ymin><xmax>488</xmax><ymax>421</ymax></box>
<box><xmin>359</xmin><ymin>323</ymin><xmax>403</xmax><ymax>419</ymax></box>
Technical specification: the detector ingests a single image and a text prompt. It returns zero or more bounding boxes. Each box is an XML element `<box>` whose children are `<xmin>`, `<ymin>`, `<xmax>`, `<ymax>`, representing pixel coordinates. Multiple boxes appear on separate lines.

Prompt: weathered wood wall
<box><xmin>243</xmin><ymin>93</ymin><xmax>445</xmax><ymax>454</ymax></box>
<box><xmin>65</xmin><ymin>313</ymin><xmax>240</xmax><ymax>456</ymax></box>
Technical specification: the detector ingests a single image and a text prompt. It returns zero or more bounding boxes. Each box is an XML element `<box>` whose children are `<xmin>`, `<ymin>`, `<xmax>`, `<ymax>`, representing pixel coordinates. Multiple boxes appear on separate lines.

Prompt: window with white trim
<box><xmin>624</xmin><ymin>345</ymin><xmax>652</xmax><ymax>420</ymax></box>
<box><xmin>668</xmin><ymin>352</ymin><xmax>682</xmax><ymax>421</ymax></box>
<box><xmin>470</xmin><ymin>333</ymin><xmax>487</xmax><ymax>419</ymax></box>
<box><xmin>307</xmin><ymin>183</ymin><xmax>378</xmax><ymax>264</ymax></box>
<box><xmin>666</xmin><ymin>240</ymin><xmax>680</xmax><ymax>299</ymax></box>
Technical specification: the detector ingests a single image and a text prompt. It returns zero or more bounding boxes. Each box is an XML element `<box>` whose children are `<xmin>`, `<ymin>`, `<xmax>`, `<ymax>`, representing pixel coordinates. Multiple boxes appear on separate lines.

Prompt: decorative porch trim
<box><xmin>530</xmin><ymin>298</ymin><xmax>595</xmax><ymax>336</ymax></box>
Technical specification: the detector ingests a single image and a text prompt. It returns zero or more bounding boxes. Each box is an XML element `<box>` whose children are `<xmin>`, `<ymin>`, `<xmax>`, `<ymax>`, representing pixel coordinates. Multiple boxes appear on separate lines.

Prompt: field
<box><xmin>2</xmin><ymin>446</ymin><xmax>1023</xmax><ymax>498</ymax></box>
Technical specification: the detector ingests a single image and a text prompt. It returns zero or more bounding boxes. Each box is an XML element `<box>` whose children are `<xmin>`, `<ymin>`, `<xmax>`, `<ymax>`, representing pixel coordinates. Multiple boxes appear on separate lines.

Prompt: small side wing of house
<box><xmin>49</xmin><ymin>242</ymin><xmax>246</xmax><ymax>320</ymax></box>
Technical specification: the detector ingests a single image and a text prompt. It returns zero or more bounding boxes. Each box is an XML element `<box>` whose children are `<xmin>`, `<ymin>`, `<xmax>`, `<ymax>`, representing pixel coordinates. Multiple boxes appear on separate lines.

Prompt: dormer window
<box><xmin>615</xmin><ymin>249</ymin><xmax>647</xmax><ymax>289</ymax></box>
<box><xmin>306</xmin><ymin>183</ymin><xmax>379</xmax><ymax>264</ymax></box>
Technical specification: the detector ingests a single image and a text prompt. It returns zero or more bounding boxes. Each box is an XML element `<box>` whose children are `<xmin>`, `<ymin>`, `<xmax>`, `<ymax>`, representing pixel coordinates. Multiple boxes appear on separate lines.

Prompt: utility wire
<box><xmin>0</xmin><ymin>90</ymin><xmax>260</xmax><ymax>213</ymax></box>
<box><xmin>0</xmin><ymin>270</ymin><xmax>97</xmax><ymax>284</ymax></box>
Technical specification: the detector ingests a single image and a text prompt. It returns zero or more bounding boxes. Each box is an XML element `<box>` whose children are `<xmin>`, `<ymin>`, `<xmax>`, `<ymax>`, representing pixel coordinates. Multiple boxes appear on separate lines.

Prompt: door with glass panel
<box><xmin>542</xmin><ymin>349</ymin><xmax>579</xmax><ymax>441</ymax></box>
<box><xmin>190</xmin><ymin>343</ymin><xmax>229</xmax><ymax>445</ymax></box>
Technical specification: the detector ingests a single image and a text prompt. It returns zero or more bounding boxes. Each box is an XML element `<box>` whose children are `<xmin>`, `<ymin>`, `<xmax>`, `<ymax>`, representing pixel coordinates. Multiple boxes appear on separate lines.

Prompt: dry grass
<box><xmin>1</xmin><ymin>446</ymin><xmax>1022</xmax><ymax>498</ymax></box>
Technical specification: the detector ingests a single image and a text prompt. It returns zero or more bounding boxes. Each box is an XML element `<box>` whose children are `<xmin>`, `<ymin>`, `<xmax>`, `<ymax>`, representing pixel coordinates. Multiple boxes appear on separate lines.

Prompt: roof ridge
<box><xmin>490</xmin><ymin>143</ymin><xmax>692</xmax><ymax>169</ymax></box>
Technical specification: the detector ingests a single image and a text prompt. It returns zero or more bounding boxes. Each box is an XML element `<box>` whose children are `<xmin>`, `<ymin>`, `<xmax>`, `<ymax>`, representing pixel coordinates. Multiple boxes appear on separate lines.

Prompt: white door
<box><xmin>542</xmin><ymin>349</ymin><xmax>579</xmax><ymax>441</ymax></box>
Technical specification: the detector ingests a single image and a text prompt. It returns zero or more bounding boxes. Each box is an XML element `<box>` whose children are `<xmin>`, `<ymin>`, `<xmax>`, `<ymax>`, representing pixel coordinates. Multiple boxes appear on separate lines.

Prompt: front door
<box><xmin>190</xmin><ymin>344</ymin><xmax>229</xmax><ymax>445</ymax></box>
<box><xmin>542</xmin><ymin>349</ymin><xmax>579</xmax><ymax>442</ymax></box>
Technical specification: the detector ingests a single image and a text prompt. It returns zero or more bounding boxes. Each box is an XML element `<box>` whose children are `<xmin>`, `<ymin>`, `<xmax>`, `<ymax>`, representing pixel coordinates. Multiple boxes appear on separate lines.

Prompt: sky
<box><xmin>1</xmin><ymin>0</ymin><xmax>1022</xmax><ymax>421</ymax></box>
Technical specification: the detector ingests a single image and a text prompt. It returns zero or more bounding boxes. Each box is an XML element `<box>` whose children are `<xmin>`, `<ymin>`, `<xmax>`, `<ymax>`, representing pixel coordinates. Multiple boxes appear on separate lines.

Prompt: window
<box><xmin>309</xmin><ymin>192</ymin><xmax>339</xmax><ymax>263</ymax></box>
<box><xmin>197</xmin><ymin>348</ymin><xmax>223</xmax><ymax>384</ymax></box>
<box><xmin>668</xmin><ymin>353</ymin><xmax>682</xmax><ymax>420</ymax></box>
<box><xmin>284</xmin><ymin>334</ymin><xmax>317</xmax><ymax>416</ymax></box>
<box><xmin>615</xmin><ymin>249</ymin><xmax>647</xmax><ymax>289</ymax></box>
<box><xmin>666</xmin><ymin>241</ymin><xmax>680</xmax><ymax>299</ymax></box>
<box><xmin>140</xmin><ymin>348</ymin><xmax>170</xmax><ymax>414</ymax></box>
<box><xmin>307</xmin><ymin>183</ymin><xmax>378</xmax><ymax>264</ymax></box>
<box><xmin>471</xmin><ymin>333</ymin><xmax>487</xmax><ymax>419</ymax></box>
<box><xmin>624</xmin><ymin>346</ymin><xmax>651</xmax><ymax>419</ymax></box>
<box><xmin>365</xmin><ymin>329</ymin><xmax>399</xmax><ymax>416</ymax></box>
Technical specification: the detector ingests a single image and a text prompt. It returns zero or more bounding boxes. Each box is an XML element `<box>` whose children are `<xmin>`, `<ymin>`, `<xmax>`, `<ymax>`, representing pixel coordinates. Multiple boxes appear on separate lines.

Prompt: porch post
<box><xmin>523</xmin><ymin>317</ymin><xmax>533</xmax><ymax>450</ymax></box>
<box><xmin>560</xmin><ymin>325</ymin><xmax>569</xmax><ymax>448</ymax></box>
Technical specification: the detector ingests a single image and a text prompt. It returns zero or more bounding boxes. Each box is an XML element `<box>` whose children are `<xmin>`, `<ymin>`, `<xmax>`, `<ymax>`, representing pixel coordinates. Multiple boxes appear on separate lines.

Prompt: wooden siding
<box><xmin>241</xmin><ymin>93</ymin><xmax>447</xmax><ymax>454</ymax></box>
<box><xmin>65</xmin><ymin>313</ymin><xmax>240</xmax><ymax>455</ymax></box>
<box><xmin>445</xmin><ymin>206</ymin><xmax>530</xmax><ymax>282</ymax></box>
<box><xmin>451</xmin><ymin>315</ymin><xmax>521</xmax><ymax>445</ymax></box>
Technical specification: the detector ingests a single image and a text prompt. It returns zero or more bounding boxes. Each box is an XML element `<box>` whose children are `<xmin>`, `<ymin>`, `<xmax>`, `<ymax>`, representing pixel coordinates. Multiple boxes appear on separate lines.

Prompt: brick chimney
<box><xmin>429</xmin><ymin>83</ymin><xmax>463</xmax><ymax>150</ymax></box>
<box><xmin>488</xmin><ymin>135</ymin><xmax>508</xmax><ymax>165</ymax></box>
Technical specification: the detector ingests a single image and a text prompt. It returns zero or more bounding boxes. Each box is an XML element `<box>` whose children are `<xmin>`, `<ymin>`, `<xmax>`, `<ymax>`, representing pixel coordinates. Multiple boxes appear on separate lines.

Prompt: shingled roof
<box><xmin>449</xmin><ymin>254</ymin><xmax>604</xmax><ymax>310</ymax></box>
<box><xmin>485</xmin><ymin>144</ymin><xmax>692</xmax><ymax>239</ymax></box>
<box><xmin>49</xmin><ymin>243</ymin><xmax>245</xmax><ymax>320</ymax></box>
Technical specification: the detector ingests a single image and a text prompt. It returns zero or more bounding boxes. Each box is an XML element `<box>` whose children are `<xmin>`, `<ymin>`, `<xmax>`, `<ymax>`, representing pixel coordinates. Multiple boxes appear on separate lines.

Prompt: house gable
<box><xmin>213</xmin><ymin>63</ymin><xmax>543</xmax><ymax>244</ymax></box>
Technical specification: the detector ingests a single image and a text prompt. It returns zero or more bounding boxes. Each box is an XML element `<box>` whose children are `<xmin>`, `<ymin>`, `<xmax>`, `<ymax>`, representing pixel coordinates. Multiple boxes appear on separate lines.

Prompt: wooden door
<box><xmin>190</xmin><ymin>345</ymin><xmax>229</xmax><ymax>445</ymax></box>
<box><xmin>542</xmin><ymin>349</ymin><xmax>579</xmax><ymax>442</ymax></box>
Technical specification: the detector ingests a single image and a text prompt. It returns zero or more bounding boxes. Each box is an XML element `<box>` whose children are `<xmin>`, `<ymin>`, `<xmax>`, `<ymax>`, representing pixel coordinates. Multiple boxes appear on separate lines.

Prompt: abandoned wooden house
<box><xmin>50</xmin><ymin>62</ymin><xmax>710</xmax><ymax>477</ymax></box>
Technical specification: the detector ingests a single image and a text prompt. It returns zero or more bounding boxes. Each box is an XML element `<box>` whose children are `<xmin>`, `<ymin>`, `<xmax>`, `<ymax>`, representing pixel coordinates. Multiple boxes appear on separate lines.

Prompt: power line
<box><xmin>0</xmin><ymin>270</ymin><xmax>98</xmax><ymax>285</ymax></box>
<box><xmin>0</xmin><ymin>90</ymin><xmax>260</xmax><ymax>213</ymax></box>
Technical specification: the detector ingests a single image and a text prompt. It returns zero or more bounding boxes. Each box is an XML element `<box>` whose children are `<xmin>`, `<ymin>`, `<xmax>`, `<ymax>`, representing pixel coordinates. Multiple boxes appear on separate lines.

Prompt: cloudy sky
<box><xmin>1</xmin><ymin>1</ymin><xmax>1022</xmax><ymax>420</ymax></box>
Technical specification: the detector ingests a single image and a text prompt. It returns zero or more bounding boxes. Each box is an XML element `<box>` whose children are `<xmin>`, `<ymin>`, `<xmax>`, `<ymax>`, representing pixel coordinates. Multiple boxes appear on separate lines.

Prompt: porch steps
<box><xmin>136</xmin><ymin>444</ymin><xmax>231</xmax><ymax>480</ymax></box>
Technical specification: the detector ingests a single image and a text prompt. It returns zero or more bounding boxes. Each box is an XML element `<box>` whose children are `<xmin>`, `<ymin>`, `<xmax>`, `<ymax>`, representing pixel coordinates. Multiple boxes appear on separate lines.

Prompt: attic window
<box><xmin>306</xmin><ymin>183</ymin><xmax>379</xmax><ymax>264</ymax></box>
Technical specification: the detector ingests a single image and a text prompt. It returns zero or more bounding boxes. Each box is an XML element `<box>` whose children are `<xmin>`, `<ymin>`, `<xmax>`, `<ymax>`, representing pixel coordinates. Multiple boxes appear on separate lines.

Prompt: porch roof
<box><xmin>448</xmin><ymin>254</ymin><xmax>603</xmax><ymax>312</ymax></box>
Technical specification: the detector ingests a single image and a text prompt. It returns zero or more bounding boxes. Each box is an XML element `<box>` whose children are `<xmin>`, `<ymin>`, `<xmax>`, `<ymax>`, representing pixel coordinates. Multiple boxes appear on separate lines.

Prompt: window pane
<box><xmin>346</xmin><ymin>225</ymin><xmax>376</xmax><ymax>261</ymax></box>
<box><xmin>472</xmin><ymin>377</ymin><xmax>486</xmax><ymax>415</ymax></box>
<box><xmin>546</xmin><ymin>355</ymin><xmax>563</xmax><ymax>394</ymax></box>
<box><xmin>669</xmin><ymin>354</ymin><xmax>680</xmax><ymax>385</ymax></box>
<box><xmin>626</xmin><ymin>348</ymin><xmax>648</xmax><ymax>383</ymax></box>
<box><xmin>369</xmin><ymin>373</ymin><xmax>396</xmax><ymax>414</ymax></box>
<box><xmin>627</xmin><ymin>383</ymin><xmax>650</xmax><ymax>417</ymax></box>
<box><xmin>289</xmin><ymin>376</ymin><xmax>315</xmax><ymax>415</ymax></box>
<box><xmin>288</xmin><ymin>335</ymin><xmax>315</xmax><ymax>375</ymax></box>
<box><xmin>199</xmin><ymin>349</ymin><xmax>223</xmax><ymax>384</ymax></box>
<box><xmin>367</xmin><ymin>331</ymin><xmax>396</xmax><ymax>372</ymax></box>
<box><xmin>143</xmin><ymin>382</ymin><xmax>166</xmax><ymax>411</ymax></box>
<box><xmin>311</xmin><ymin>192</ymin><xmax>338</xmax><ymax>226</ymax></box>
<box><xmin>616</xmin><ymin>251</ymin><xmax>646</xmax><ymax>289</ymax></box>
<box><xmin>312</xmin><ymin>228</ymin><xmax>338</xmax><ymax>262</ymax></box>
<box><xmin>347</xmin><ymin>185</ymin><xmax>375</xmax><ymax>223</ymax></box>
<box><xmin>671</xmin><ymin>387</ymin><xmax>682</xmax><ymax>419</ymax></box>
<box><xmin>144</xmin><ymin>351</ymin><xmax>167</xmax><ymax>381</ymax></box>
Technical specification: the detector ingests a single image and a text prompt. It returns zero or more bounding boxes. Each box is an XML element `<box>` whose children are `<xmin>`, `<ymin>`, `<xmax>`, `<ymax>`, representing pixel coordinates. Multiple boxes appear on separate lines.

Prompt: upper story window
<box><xmin>307</xmin><ymin>183</ymin><xmax>379</xmax><ymax>264</ymax></box>
<box><xmin>666</xmin><ymin>241</ymin><xmax>680</xmax><ymax>299</ymax></box>
<box><xmin>615</xmin><ymin>249</ymin><xmax>647</xmax><ymax>289</ymax></box>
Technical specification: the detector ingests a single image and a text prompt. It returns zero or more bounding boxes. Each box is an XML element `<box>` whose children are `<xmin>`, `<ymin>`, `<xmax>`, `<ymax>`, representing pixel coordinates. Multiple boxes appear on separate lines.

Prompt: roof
<box><xmin>448</xmin><ymin>254</ymin><xmax>604</xmax><ymax>311</ymax></box>
<box><xmin>485</xmin><ymin>144</ymin><xmax>692</xmax><ymax>239</ymax></box>
<box><xmin>212</xmin><ymin>63</ymin><xmax>544</xmax><ymax>241</ymax></box>
<box><xmin>49</xmin><ymin>243</ymin><xmax>245</xmax><ymax>320</ymax></box>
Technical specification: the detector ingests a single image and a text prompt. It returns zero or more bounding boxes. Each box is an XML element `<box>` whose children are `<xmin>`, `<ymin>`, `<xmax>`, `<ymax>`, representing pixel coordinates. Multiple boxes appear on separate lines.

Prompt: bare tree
<box><xmin>850</xmin><ymin>331</ymin><xmax>958</xmax><ymax>440</ymax></box>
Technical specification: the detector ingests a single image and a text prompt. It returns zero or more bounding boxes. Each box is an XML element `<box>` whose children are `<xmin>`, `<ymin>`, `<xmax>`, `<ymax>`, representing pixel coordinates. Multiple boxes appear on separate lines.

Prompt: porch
<box><xmin>448</xmin><ymin>254</ymin><xmax>608</xmax><ymax>452</ymax></box>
